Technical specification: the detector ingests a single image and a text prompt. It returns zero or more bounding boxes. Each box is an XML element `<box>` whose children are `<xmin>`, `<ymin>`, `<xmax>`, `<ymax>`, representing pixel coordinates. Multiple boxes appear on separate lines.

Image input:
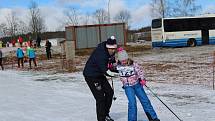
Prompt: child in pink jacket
<box><xmin>116</xmin><ymin>47</ymin><xmax>160</xmax><ymax>121</ymax></box>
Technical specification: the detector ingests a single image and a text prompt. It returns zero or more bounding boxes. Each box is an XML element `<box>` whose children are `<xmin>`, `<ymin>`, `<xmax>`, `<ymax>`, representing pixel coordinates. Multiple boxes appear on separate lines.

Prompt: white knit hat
<box><xmin>106</xmin><ymin>36</ymin><xmax>117</xmax><ymax>49</ymax></box>
<box><xmin>117</xmin><ymin>47</ymin><xmax>128</xmax><ymax>61</ymax></box>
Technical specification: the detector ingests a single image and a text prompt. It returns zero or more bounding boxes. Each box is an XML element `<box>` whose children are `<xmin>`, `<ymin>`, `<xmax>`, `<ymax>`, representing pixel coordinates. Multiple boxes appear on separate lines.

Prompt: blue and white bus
<box><xmin>151</xmin><ymin>14</ymin><xmax>215</xmax><ymax>47</ymax></box>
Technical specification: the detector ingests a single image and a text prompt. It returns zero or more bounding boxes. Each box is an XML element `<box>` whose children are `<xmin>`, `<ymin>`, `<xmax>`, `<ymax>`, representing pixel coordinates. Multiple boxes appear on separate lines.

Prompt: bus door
<box><xmin>202</xmin><ymin>29</ymin><xmax>209</xmax><ymax>45</ymax></box>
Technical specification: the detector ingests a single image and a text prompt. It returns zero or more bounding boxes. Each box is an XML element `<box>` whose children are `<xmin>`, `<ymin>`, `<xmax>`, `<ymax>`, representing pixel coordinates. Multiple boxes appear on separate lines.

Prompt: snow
<box><xmin>0</xmin><ymin>69</ymin><xmax>215</xmax><ymax>121</ymax></box>
<box><xmin>40</xmin><ymin>38</ymin><xmax>64</xmax><ymax>47</ymax></box>
<box><xmin>1</xmin><ymin>45</ymin><xmax>215</xmax><ymax>121</ymax></box>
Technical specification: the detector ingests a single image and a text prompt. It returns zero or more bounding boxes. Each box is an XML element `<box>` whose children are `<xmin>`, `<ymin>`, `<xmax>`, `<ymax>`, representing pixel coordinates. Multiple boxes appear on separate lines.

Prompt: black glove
<box><xmin>108</xmin><ymin>56</ymin><xmax>118</xmax><ymax>72</ymax></box>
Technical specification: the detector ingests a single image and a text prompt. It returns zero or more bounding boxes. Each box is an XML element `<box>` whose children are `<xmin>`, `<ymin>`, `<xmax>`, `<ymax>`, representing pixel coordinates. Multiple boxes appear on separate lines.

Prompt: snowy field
<box><xmin>1</xmin><ymin>45</ymin><xmax>215</xmax><ymax>121</ymax></box>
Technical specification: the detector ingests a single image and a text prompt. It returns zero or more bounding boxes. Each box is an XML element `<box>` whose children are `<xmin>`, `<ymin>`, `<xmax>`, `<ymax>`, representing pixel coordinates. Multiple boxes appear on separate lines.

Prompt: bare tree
<box><xmin>83</xmin><ymin>12</ymin><xmax>90</xmax><ymax>25</ymax></box>
<box><xmin>64</xmin><ymin>7</ymin><xmax>79</xmax><ymax>26</ymax></box>
<box><xmin>93</xmin><ymin>9</ymin><xmax>108</xmax><ymax>24</ymax></box>
<box><xmin>0</xmin><ymin>7</ymin><xmax>28</xmax><ymax>38</ymax></box>
<box><xmin>0</xmin><ymin>23</ymin><xmax>7</xmax><ymax>37</ymax></box>
<box><xmin>114</xmin><ymin>9</ymin><xmax>131</xmax><ymax>24</ymax></box>
<box><xmin>151</xmin><ymin>0</ymin><xmax>168</xmax><ymax>18</ymax></box>
<box><xmin>17</xmin><ymin>20</ymin><xmax>29</xmax><ymax>35</ymax></box>
<box><xmin>4</xmin><ymin>12</ymin><xmax>29</xmax><ymax>37</ymax></box>
<box><xmin>172</xmin><ymin>0</ymin><xmax>201</xmax><ymax>17</ymax></box>
<box><xmin>151</xmin><ymin>0</ymin><xmax>201</xmax><ymax>18</ymax></box>
<box><xmin>5</xmin><ymin>11</ymin><xmax>19</xmax><ymax>37</ymax></box>
<box><xmin>28</xmin><ymin>0</ymin><xmax>46</xmax><ymax>37</ymax></box>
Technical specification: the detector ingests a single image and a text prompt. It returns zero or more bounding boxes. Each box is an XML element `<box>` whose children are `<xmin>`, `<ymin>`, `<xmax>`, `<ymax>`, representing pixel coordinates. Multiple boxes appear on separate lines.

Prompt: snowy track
<box><xmin>1</xmin><ymin>70</ymin><xmax>215</xmax><ymax>121</ymax></box>
<box><xmin>1</xmin><ymin>45</ymin><xmax>215</xmax><ymax>121</ymax></box>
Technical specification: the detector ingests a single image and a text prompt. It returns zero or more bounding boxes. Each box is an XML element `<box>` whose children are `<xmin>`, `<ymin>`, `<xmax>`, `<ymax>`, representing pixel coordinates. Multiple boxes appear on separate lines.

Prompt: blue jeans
<box><xmin>124</xmin><ymin>83</ymin><xmax>158</xmax><ymax>121</ymax></box>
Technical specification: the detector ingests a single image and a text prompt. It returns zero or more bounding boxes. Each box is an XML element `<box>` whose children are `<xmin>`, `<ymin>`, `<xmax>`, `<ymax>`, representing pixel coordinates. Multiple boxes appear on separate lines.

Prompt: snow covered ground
<box><xmin>1</xmin><ymin>45</ymin><xmax>215</xmax><ymax>121</ymax></box>
<box><xmin>0</xmin><ymin>70</ymin><xmax>215</xmax><ymax>121</ymax></box>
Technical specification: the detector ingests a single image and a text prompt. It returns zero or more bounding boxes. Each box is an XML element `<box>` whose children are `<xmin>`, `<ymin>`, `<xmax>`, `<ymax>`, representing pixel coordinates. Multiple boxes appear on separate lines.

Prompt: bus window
<box><xmin>164</xmin><ymin>19</ymin><xmax>182</xmax><ymax>32</ymax></box>
<box><xmin>164</xmin><ymin>18</ymin><xmax>200</xmax><ymax>32</ymax></box>
<box><xmin>152</xmin><ymin>19</ymin><xmax>162</xmax><ymax>28</ymax></box>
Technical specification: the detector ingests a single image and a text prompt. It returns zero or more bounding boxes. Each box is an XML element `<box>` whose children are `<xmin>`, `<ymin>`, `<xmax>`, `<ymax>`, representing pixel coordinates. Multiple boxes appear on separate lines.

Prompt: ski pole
<box><xmin>144</xmin><ymin>84</ymin><xmax>183</xmax><ymax>121</ymax></box>
<box><xmin>110</xmin><ymin>77</ymin><xmax>117</xmax><ymax>100</ymax></box>
<box><xmin>213</xmin><ymin>65</ymin><xmax>214</xmax><ymax>90</ymax></box>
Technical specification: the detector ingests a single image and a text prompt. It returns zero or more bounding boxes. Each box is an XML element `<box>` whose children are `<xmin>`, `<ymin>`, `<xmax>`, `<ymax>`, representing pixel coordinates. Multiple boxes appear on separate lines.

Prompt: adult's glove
<box><xmin>138</xmin><ymin>78</ymin><xmax>146</xmax><ymax>86</ymax></box>
<box><xmin>106</xmin><ymin>69</ymin><xmax>119</xmax><ymax>77</ymax></box>
<box><xmin>108</xmin><ymin>56</ymin><xmax>117</xmax><ymax>72</ymax></box>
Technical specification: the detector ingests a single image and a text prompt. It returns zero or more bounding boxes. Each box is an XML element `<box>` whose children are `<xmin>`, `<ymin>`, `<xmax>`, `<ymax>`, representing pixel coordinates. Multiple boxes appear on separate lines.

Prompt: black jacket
<box><xmin>83</xmin><ymin>41</ymin><xmax>115</xmax><ymax>78</ymax></box>
<box><xmin>0</xmin><ymin>50</ymin><xmax>2</xmax><ymax>58</ymax></box>
<box><xmin>45</xmin><ymin>41</ymin><xmax>52</xmax><ymax>50</ymax></box>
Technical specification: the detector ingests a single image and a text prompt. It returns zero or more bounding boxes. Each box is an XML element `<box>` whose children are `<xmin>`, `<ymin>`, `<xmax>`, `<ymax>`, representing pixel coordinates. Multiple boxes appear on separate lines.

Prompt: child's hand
<box><xmin>106</xmin><ymin>69</ymin><xmax>119</xmax><ymax>77</ymax></box>
<box><xmin>139</xmin><ymin>79</ymin><xmax>146</xmax><ymax>86</ymax></box>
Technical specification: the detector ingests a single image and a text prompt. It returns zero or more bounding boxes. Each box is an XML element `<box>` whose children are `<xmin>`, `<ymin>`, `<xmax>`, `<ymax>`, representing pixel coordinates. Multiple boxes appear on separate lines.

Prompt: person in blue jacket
<box><xmin>83</xmin><ymin>36</ymin><xmax>118</xmax><ymax>121</ymax></box>
<box><xmin>16</xmin><ymin>47</ymin><xmax>24</xmax><ymax>68</ymax></box>
<box><xmin>27</xmin><ymin>46</ymin><xmax>37</xmax><ymax>69</ymax></box>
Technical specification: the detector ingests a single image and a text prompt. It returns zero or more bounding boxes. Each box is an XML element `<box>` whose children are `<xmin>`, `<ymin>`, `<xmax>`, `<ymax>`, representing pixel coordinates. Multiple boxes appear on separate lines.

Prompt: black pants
<box><xmin>37</xmin><ymin>42</ymin><xmax>41</xmax><ymax>48</ymax></box>
<box><xmin>18</xmin><ymin>58</ymin><xmax>24</xmax><ymax>68</ymax></box>
<box><xmin>85</xmin><ymin>76</ymin><xmax>114</xmax><ymax>121</ymax></box>
<box><xmin>46</xmin><ymin>49</ymin><xmax>51</xmax><ymax>59</ymax></box>
<box><xmin>0</xmin><ymin>58</ymin><xmax>3</xmax><ymax>70</ymax></box>
<box><xmin>29</xmin><ymin>58</ymin><xmax>37</xmax><ymax>68</ymax></box>
<box><xmin>19</xmin><ymin>42</ymin><xmax>23</xmax><ymax>47</ymax></box>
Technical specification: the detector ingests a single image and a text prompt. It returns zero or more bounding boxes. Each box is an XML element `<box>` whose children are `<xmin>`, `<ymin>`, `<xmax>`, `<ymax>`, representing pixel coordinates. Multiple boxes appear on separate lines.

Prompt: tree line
<box><xmin>0</xmin><ymin>1</ymin><xmax>45</xmax><ymax>40</ymax></box>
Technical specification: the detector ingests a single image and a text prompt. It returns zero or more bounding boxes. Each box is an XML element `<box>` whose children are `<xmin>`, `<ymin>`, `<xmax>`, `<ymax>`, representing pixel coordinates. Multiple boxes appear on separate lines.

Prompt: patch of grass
<box><xmin>124</xmin><ymin>45</ymin><xmax>151</xmax><ymax>52</ymax></box>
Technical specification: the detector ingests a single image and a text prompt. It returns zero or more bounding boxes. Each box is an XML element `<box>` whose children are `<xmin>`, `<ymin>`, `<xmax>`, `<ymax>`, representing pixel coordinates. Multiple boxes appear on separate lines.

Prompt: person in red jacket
<box><xmin>18</xmin><ymin>36</ymin><xmax>23</xmax><ymax>47</ymax></box>
<box><xmin>11</xmin><ymin>39</ymin><xmax>16</xmax><ymax>47</ymax></box>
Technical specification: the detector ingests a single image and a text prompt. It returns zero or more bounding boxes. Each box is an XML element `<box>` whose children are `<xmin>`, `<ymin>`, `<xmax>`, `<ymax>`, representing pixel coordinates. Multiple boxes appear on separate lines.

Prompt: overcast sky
<box><xmin>0</xmin><ymin>0</ymin><xmax>215</xmax><ymax>31</ymax></box>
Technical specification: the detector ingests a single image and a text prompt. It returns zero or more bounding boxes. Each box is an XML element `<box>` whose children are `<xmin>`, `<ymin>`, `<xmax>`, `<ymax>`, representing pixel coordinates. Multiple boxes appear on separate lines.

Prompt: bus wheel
<box><xmin>187</xmin><ymin>39</ymin><xmax>196</xmax><ymax>47</ymax></box>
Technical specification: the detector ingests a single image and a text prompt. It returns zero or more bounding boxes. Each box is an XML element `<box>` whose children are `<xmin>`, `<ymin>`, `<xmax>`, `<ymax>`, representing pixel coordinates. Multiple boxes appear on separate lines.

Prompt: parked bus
<box><xmin>151</xmin><ymin>14</ymin><xmax>215</xmax><ymax>47</ymax></box>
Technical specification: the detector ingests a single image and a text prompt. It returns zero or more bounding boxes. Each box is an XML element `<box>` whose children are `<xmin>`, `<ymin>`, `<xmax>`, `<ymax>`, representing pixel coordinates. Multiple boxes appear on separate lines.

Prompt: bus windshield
<box><xmin>152</xmin><ymin>19</ymin><xmax>162</xmax><ymax>28</ymax></box>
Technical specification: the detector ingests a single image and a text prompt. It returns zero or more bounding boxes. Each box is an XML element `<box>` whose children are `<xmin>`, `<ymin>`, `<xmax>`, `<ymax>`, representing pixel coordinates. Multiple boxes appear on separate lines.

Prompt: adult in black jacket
<box><xmin>36</xmin><ymin>35</ymin><xmax>41</xmax><ymax>48</ymax></box>
<box><xmin>0</xmin><ymin>49</ymin><xmax>4</xmax><ymax>70</ymax></box>
<box><xmin>45</xmin><ymin>39</ymin><xmax>52</xmax><ymax>59</ymax></box>
<box><xmin>83</xmin><ymin>36</ymin><xmax>118</xmax><ymax>121</ymax></box>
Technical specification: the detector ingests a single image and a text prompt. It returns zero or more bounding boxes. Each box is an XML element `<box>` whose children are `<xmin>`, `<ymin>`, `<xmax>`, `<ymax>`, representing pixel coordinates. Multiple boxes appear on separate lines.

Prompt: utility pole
<box><xmin>213</xmin><ymin>51</ymin><xmax>215</xmax><ymax>90</ymax></box>
<box><xmin>213</xmin><ymin>65</ymin><xmax>214</xmax><ymax>90</ymax></box>
<box><xmin>160</xmin><ymin>0</ymin><xmax>165</xmax><ymax>18</ymax></box>
<box><xmin>108</xmin><ymin>0</ymin><xmax>111</xmax><ymax>23</ymax></box>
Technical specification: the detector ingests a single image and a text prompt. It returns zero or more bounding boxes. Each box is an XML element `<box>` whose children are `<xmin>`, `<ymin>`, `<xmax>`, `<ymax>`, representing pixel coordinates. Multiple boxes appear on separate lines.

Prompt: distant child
<box><xmin>6</xmin><ymin>42</ymin><xmax>10</xmax><ymax>47</ymax></box>
<box><xmin>16</xmin><ymin>47</ymin><xmax>24</xmax><ymax>68</ymax></box>
<box><xmin>22</xmin><ymin>43</ymin><xmax>28</xmax><ymax>62</ymax></box>
<box><xmin>0</xmin><ymin>49</ymin><xmax>4</xmax><ymax>70</ymax></box>
<box><xmin>27</xmin><ymin>46</ymin><xmax>37</xmax><ymax>69</ymax></box>
<box><xmin>116</xmin><ymin>47</ymin><xmax>160</xmax><ymax>121</ymax></box>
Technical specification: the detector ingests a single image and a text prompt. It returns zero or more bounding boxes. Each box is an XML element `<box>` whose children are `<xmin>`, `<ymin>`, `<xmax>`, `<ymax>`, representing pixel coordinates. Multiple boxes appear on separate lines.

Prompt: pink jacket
<box><xmin>117</xmin><ymin>62</ymin><xmax>145</xmax><ymax>86</ymax></box>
